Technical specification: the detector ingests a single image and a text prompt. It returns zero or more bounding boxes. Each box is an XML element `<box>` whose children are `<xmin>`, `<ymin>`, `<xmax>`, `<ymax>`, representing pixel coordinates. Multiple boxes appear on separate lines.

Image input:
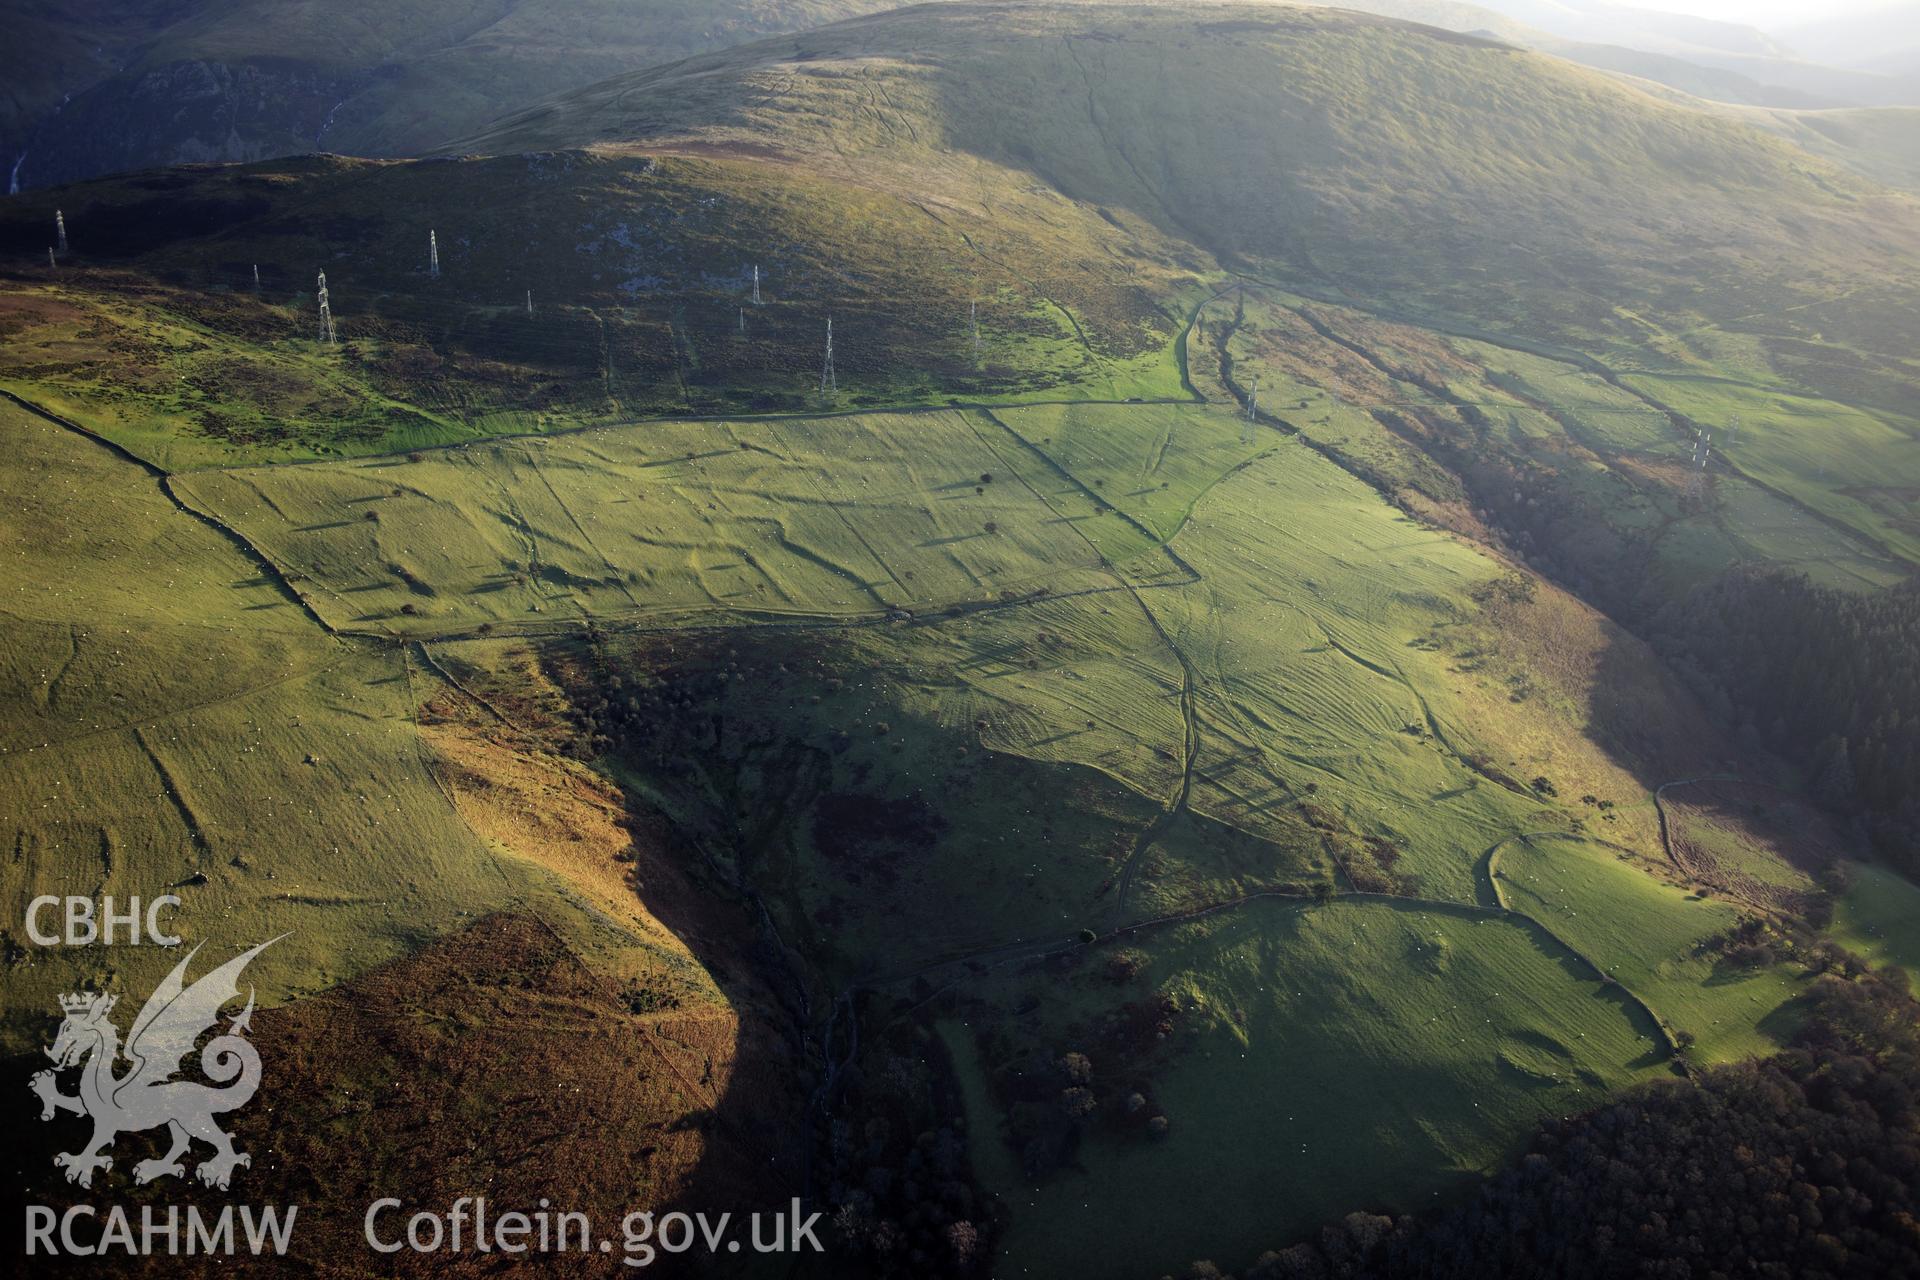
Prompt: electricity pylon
<box><xmin>1685</xmin><ymin>430</ymin><xmax>1711</xmax><ymax>499</ymax></box>
<box><xmin>819</xmin><ymin>317</ymin><xmax>837</xmax><ymax>396</ymax></box>
<box><xmin>317</xmin><ymin>271</ymin><xmax>336</xmax><ymax>344</ymax></box>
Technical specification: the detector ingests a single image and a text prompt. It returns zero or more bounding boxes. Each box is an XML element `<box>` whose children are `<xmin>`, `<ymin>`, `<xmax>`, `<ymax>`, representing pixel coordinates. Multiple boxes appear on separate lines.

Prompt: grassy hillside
<box><xmin>149</xmin><ymin>387</ymin><xmax>1843</xmax><ymax>1269</ymax></box>
<box><xmin>0</xmin><ymin>390</ymin><xmax>814</xmax><ymax>1267</ymax></box>
<box><xmin>7</xmin><ymin>4</ymin><xmax>1920</xmax><ymax>1274</ymax></box>
<box><xmin>458</xmin><ymin>3</ymin><xmax>1920</xmax><ymax>381</ymax></box>
<box><xmin>8</xmin><ymin>4</ymin><xmax>1913</xmax><ymax>466</ymax></box>
<box><xmin>1731</xmin><ymin>104</ymin><xmax>1920</xmax><ymax>193</ymax></box>
<box><xmin>1832</xmin><ymin>862</ymin><xmax>1920</xmax><ymax>985</ymax></box>
<box><xmin>175</xmin><ymin>401</ymin><xmax>1575</xmax><ymax>914</ymax></box>
<box><xmin>947</xmin><ymin>896</ymin><xmax>1677</xmax><ymax>1277</ymax></box>
<box><xmin>1204</xmin><ymin>284</ymin><xmax>1919</xmax><ymax>602</ymax></box>
<box><xmin>8</xmin><ymin>0</ymin><xmax>1895</xmax><ymax>195</ymax></box>
<box><xmin>0</xmin><ymin>149</ymin><xmax>1198</xmax><ymax>459</ymax></box>
<box><xmin>0</xmin><ymin>395</ymin><xmax>748</xmax><ymax>1023</ymax></box>
<box><xmin>1493</xmin><ymin>834</ymin><xmax>1809</xmax><ymax>1060</ymax></box>
<box><xmin>10</xmin><ymin>4</ymin><xmax>1918</xmax><ymax>433</ymax></box>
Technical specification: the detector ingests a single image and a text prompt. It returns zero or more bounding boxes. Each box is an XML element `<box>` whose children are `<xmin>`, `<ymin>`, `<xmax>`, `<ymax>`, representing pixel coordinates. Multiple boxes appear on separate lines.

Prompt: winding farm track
<box><xmin>1224</xmin><ymin>274</ymin><xmax>1904</xmax><ymax>570</ymax></box>
<box><xmin>1652</xmin><ymin>774</ymin><xmax>1740</xmax><ymax>879</ymax></box>
<box><xmin>862</xmin><ymin>794</ymin><xmax>1729</xmax><ymax>1078</ymax></box>
<box><xmin>9</xmin><ymin>307</ymin><xmax>1707</xmax><ymax>917</ymax></box>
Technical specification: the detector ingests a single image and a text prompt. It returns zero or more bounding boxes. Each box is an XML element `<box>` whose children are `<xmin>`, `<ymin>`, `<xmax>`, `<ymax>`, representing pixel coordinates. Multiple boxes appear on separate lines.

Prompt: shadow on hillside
<box><xmin>1584</xmin><ymin>610</ymin><xmax>1853</xmax><ymax>898</ymax></box>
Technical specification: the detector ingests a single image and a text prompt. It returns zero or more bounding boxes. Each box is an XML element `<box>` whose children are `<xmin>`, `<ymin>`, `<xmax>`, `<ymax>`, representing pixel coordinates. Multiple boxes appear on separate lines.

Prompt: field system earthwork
<box><xmin>4</xmin><ymin>17</ymin><xmax>1920</xmax><ymax>1265</ymax></box>
<box><xmin>6</xmin><ymin>250</ymin><xmax>1909</xmax><ymax>1273</ymax></box>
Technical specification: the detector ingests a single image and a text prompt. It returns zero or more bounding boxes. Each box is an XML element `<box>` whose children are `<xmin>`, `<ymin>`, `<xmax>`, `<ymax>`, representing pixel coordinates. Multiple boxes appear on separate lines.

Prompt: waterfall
<box><xmin>314</xmin><ymin>99</ymin><xmax>345</xmax><ymax>149</ymax></box>
<box><xmin>8</xmin><ymin>152</ymin><xmax>25</xmax><ymax>196</ymax></box>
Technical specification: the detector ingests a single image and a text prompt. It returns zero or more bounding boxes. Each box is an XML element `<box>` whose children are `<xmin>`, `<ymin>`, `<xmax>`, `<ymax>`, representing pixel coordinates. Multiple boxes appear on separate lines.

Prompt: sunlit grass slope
<box><xmin>0</xmin><ymin>400</ymin><xmax>723</xmax><ymax>1049</ymax></box>
<box><xmin>1494</xmin><ymin>834</ymin><xmax>1808</xmax><ymax>1062</ymax></box>
<box><xmin>950</xmin><ymin>896</ymin><xmax>1673</xmax><ymax>1279</ymax></box>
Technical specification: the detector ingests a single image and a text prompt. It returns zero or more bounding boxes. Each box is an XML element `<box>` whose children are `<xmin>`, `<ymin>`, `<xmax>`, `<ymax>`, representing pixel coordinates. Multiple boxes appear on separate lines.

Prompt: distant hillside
<box><xmin>4</xmin><ymin>2</ymin><xmax>1916</xmax><ymax>420</ymax></box>
<box><xmin>1728</xmin><ymin>104</ymin><xmax>1920</xmax><ymax>194</ymax></box>
<box><xmin>1777</xmin><ymin>3</ymin><xmax>1920</xmax><ymax>70</ymax></box>
<box><xmin>2</xmin><ymin>0</ymin><xmax>885</xmax><ymax>189</ymax></box>
<box><xmin>8</xmin><ymin>0</ymin><xmax>1917</xmax><ymax>192</ymax></box>
<box><xmin>0</xmin><ymin>0</ymin><xmax>198</xmax><ymax>185</ymax></box>
<box><xmin>1471</xmin><ymin>0</ymin><xmax>1786</xmax><ymax>60</ymax></box>
<box><xmin>1675</xmin><ymin>48</ymin><xmax>1920</xmax><ymax>107</ymax></box>
<box><xmin>455</xmin><ymin>2</ymin><xmax>1920</xmax><ymax>373</ymax></box>
<box><xmin>1298</xmin><ymin>0</ymin><xmax>1828</xmax><ymax>105</ymax></box>
<box><xmin>1461</xmin><ymin>0</ymin><xmax>1920</xmax><ymax>104</ymax></box>
<box><xmin>1521</xmin><ymin>35</ymin><xmax>1844</xmax><ymax>107</ymax></box>
<box><xmin>1871</xmin><ymin>46</ymin><xmax>1920</xmax><ymax>77</ymax></box>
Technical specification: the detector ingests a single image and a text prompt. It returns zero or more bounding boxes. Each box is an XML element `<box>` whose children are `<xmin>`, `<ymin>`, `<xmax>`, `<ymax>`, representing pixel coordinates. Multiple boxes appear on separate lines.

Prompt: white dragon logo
<box><xmin>29</xmin><ymin>937</ymin><xmax>282</xmax><ymax>1190</ymax></box>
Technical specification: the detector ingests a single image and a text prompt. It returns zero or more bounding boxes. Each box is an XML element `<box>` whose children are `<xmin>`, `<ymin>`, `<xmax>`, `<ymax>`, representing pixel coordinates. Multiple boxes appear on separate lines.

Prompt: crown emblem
<box><xmin>58</xmin><ymin>992</ymin><xmax>113</xmax><ymax>1016</ymax></box>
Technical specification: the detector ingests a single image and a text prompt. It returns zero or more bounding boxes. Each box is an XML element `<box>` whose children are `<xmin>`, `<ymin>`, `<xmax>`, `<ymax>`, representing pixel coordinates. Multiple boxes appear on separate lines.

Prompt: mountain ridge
<box><xmin>445</xmin><ymin>1</ymin><xmax>1920</xmax><ymax>372</ymax></box>
<box><xmin>9</xmin><ymin>0</ymin><xmax>1920</xmax><ymax>193</ymax></box>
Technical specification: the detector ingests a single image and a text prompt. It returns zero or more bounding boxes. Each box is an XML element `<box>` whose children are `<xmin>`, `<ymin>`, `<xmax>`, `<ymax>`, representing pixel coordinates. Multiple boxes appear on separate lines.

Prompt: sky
<box><xmin>1620</xmin><ymin>0</ymin><xmax>1896</xmax><ymax>29</ymax></box>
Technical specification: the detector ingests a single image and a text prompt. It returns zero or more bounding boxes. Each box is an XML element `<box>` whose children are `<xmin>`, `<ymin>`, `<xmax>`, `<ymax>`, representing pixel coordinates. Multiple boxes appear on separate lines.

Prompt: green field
<box><xmin>12</xmin><ymin>282</ymin><xmax>1916</xmax><ymax>1278</ymax></box>
<box><xmin>1493</xmin><ymin>835</ymin><xmax>1807</xmax><ymax>1062</ymax></box>
<box><xmin>302</xmin><ymin>389</ymin><xmax>1887</xmax><ymax>1280</ymax></box>
<box><xmin>1214</xmin><ymin>286</ymin><xmax>1914</xmax><ymax>598</ymax></box>
<box><xmin>0</xmin><ymin>400</ymin><xmax>704</xmax><ymax>1045</ymax></box>
<box><xmin>151</xmin><ymin>387</ymin><xmax>1889</xmax><ymax>1007</ymax></box>
<box><xmin>181</xmin><ymin>402</ymin><xmax>1583</xmax><ymax>919</ymax></box>
<box><xmin>1832</xmin><ymin>862</ymin><xmax>1920</xmax><ymax>987</ymax></box>
<box><xmin>947</xmin><ymin>897</ymin><xmax>1674</xmax><ymax>1279</ymax></box>
<box><xmin>1620</xmin><ymin>373</ymin><xmax>1920</xmax><ymax>565</ymax></box>
<box><xmin>179</xmin><ymin>410</ymin><xmax>1144</xmax><ymax>634</ymax></box>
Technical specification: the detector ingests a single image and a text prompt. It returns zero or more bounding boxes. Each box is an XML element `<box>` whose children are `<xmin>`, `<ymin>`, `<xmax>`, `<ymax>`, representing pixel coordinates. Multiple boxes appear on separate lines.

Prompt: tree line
<box><xmin>1177</xmin><ymin>967</ymin><xmax>1920</xmax><ymax>1279</ymax></box>
<box><xmin>1649</xmin><ymin>569</ymin><xmax>1920</xmax><ymax>875</ymax></box>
